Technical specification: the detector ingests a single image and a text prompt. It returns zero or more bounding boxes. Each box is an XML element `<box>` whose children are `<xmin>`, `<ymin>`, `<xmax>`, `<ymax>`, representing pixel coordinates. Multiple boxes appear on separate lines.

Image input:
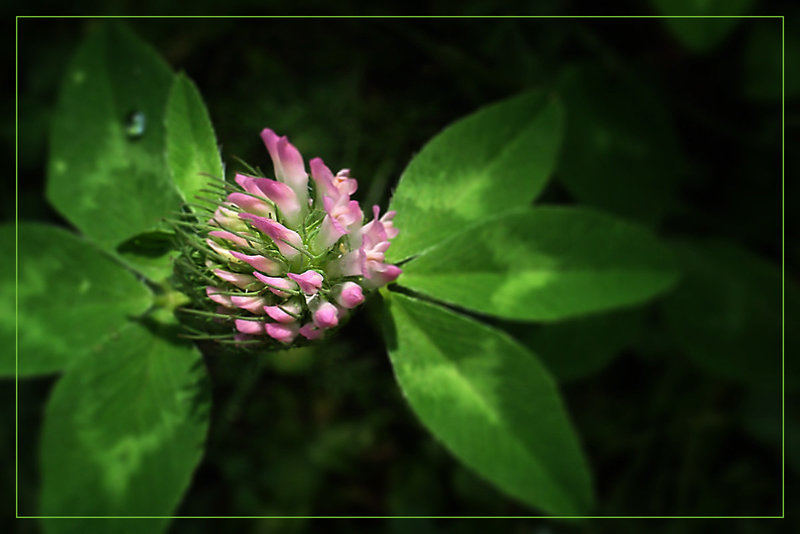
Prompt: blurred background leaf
<box><xmin>555</xmin><ymin>64</ymin><xmax>686</xmax><ymax>227</ymax></box>
<box><xmin>650</xmin><ymin>0</ymin><xmax>755</xmax><ymax>54</ymax></box>
<box><xmin>662</xmin><ymin>238</ymin><xmax>793</xmax><ymax>392</ymax></box>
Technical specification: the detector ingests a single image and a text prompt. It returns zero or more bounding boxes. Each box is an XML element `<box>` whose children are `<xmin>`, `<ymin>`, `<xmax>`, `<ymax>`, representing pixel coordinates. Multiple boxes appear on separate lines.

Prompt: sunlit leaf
<box><xmin>387</xmin><ymin>91</ymin><xmax>564</xmax><ymax>262</ymax></box>
<box><xmin>0</xmin><ymin>223</ymin><xmax>151</xmax><ymax>377</ymax></box>
<box><xmin>39</xmin><ymin>321</ymin><xmax>210</xmax><ymax>529</ymax></box>
<box><xmin>397</xmin><ymin>207</ymin><xmax>679</xmax><ymax>321</ymax></box>
<box><xmin>46</xmin><ymin>24</ymin><xmax>181</xmax><ymax>251</ymax></box>
<box><xmin>165</xmin><ymin>73</ymin><xmax>224</xmax><ymax>214</ymax></box>
<box><xmin>383</xmin><ymin>292</ymin><xmax>593</xmax><ymax>514</ymax></box>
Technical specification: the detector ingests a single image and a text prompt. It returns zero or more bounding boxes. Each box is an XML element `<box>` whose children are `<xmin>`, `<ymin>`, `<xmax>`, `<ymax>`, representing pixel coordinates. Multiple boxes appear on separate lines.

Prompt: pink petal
<box><xmin>252</xmin><ymin>272</ymin><xmax>298</xmax><ymax>297</ymax></box>
<box><xmin>312</xmin><ymin>301</ymin><xmax>339</xmax><ymax>329</ymax></box>
<box><xmin>206</xmin><ymin>238</ymin><xmax>235</xmax><ymax>261</ymax></box>
<box><xmin>239</xmin><ymin>214</ymin><xmax>305</xmax><ymax>259</ymax></box>
<box><xmin>235</xmin><ymin>174</ymin><xmax>266</xmax><ymax>197</ymax></box>
<box><xmin>208</xmin><ymin>230</ymin><xmax>251</xmax><ymax>248</ymax></box>
<box><xmin>260</xmin><ymin>128</ymin><xmax>308</xmax><ymax>203</ymax></box>
<box><xmin>364</xmin><ymin>263</ymin><xmax>402</xmax><ymax>289</ymax></box>
<box><xmin>249</xmin><ymin>178</ymin><xmax>303</xmax><ymax>228</ymax></box>
<box><xmin>380</xmin><ymin>210</ymin><xmax>399</xmax><ymax>239</ymax></box>
<box><xmin>228</xmin><ymin>251</ymin><xmax>283</xmax><ymax>275</ymax></box>
<box><xmin>310</xmin><ymin>157</ymin><xmax>338</xmax><ymax>199</ymax></box>
<box><xmin>213</xmin><ymin>269</ymin><xmax>258</xmax><ymax>289</ymax></box>
<box><xmin>299</xmin><ymin>323</ymin><xmax>324</xmax><ymax>340</ymax></box>
<box><xmin>334</xmin><ymin>282</ymin><xmax>364</xmax><ymax>309</ymax></box>
<box><xmin>235</xmin><ymin>319</ymin><xmax>265</xmax><ymax>335</ymax></box>
<box><xmin>265</xmin><ymin>321</ymin><xmax>300</xmax><ymax>344</ymax></box>
<box><xmin>287</xmin><ymin>270</ymin><xmax>324</xmax><ymax>295</ymax></box>
<box><xmin>230</xmin><ymin>295</ymin><xmax>268</xmax><ymax>314</ymax></box>
<box><xmin>264</xmin><ymin>302</ymin><xmax>301</xmax><ymax>324</ymax></box>
<box><xmin>361</xmin><ymin>205</ymin><xmax>389</xmax><ymax>248</ymax></box>
<box><xmin>327</xmin><ymin>196</ymin><xmax>362</xmax><ymax>229</ymax></box>
<box><xmin>227</xmin><ymin>192</ymin><xmax>273</xmax><ymax>217</ymax></box>
<box><xmin>206</xmin><ymin>286</ymin><xmax>234</xmax><ymax>308</ymax></box>
<box><xmin>211</xmin><ymin>204</ymin><xmax>246</xmax><ymax>231</ymax></box>
<box><xmin>333</xmin><ymin>168</ymin><xmax>358</xmax><ymax>196</ymax></box>
<box><xmin>314</xmin><ymin>211</ymin><xmax>347</xmax><ymax>253</ymax></box>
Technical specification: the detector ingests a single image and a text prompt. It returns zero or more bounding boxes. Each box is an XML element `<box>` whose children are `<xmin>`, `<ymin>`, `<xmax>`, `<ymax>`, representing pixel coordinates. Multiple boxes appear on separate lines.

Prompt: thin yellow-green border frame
<box><xmin>14</xmin><ymin>13</ymin><xmax>786</xmax><ymax>522</ymax></box>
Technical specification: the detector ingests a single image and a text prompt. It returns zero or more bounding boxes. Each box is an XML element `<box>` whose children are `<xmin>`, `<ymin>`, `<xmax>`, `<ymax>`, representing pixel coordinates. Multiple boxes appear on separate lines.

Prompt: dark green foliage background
<box><xmin>7</xmin><ymin>5</ymin><xmax>797</xmax><ymax>534</ymax></box>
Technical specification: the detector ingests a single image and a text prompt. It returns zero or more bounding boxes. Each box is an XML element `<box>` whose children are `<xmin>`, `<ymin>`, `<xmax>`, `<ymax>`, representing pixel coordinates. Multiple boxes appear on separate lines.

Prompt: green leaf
<box><xmin>115</xmin><ymin>230</ymin><xmax>178</xmax><ymax>283</ymax></box>
<box><xmin>650</xmin><ymin>0</ymin><xmax>754</xmax><ymax>54</ymax></box>
<box><xmin>382</xmin><ymin>293</ymin><xmax>593</xmax><ymax>514</ymax></box>
<box><xmin>397</xmin><ymin>207</ymin><xmax>679</xmax><ymax>321</ymax></box>
<box><xmin>505</xmin><ymin>309</ymin><xmax>644</xmax><ymax>383</ymax></box>
<box><xmin>387</xmin><ymin>91</ymin><xmax>564</xmax><ymax>262</ymax></box>
<box><xmin>0</xmin><ymin>223</ymin><xmax>151</xmax><ymax>377</ymax></box>
<box><xmin>662</xmin><ymin>239</ymin><xmax>793</xmax><ymax>391</ymax></box>
<box><xmin>165</xmin><ymin>73</ymin><xmax>224</xmax><ymax>213</ymax></box>
<box><xmin>39</xmin><ymin>321</ymin><xmax>210</xmax><ymax>528</ymax></box>
<box><xmin>556</xmin><ymin>65</ymin><xmax>685</xmax><ymax>226</ymax></box>
<box><xmin>46</xmin><ymin>24</ymin><xmax>181</xmax><ymax>251</ymax></box>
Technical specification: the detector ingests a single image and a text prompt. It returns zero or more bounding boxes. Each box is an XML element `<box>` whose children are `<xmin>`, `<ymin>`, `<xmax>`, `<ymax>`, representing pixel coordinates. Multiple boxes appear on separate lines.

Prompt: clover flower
<box><xmin>174</xmin><ymin>128</ymin><xmax>400</xmax><ymax>347</ymax></box>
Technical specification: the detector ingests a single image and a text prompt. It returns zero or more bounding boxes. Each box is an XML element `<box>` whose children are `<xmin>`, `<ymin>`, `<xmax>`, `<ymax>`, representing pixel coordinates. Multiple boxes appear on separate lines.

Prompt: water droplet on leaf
<box><xmin>124</xmin><ymin>110</ymin><xmax>146</xmax><ymax>140</ymax></box>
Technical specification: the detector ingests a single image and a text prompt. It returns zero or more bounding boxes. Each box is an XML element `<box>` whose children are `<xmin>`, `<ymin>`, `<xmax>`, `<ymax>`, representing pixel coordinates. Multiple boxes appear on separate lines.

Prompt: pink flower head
<box><xmin>287</xmin><ymin>270</ymin><xmax>324</xmax><ymax>295</ymax></box>
<box><xmin>265</xmin><ymin>321</ymin><xmax>300</xmax><ymax>344</ymax></box>
<box><xmin>261</xmin><ymin>128</ymin><xmax>309</xmax><ymax>207</ymax></box>
<box><xmin>185</xmin><ymin>127</ymin><xmax>402</xmax><ymax>348</ymax></box>
<box><xmin>239</xmin><ymin>214</ymin><xmax>304</xmax><ymax>260</ymax></box>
